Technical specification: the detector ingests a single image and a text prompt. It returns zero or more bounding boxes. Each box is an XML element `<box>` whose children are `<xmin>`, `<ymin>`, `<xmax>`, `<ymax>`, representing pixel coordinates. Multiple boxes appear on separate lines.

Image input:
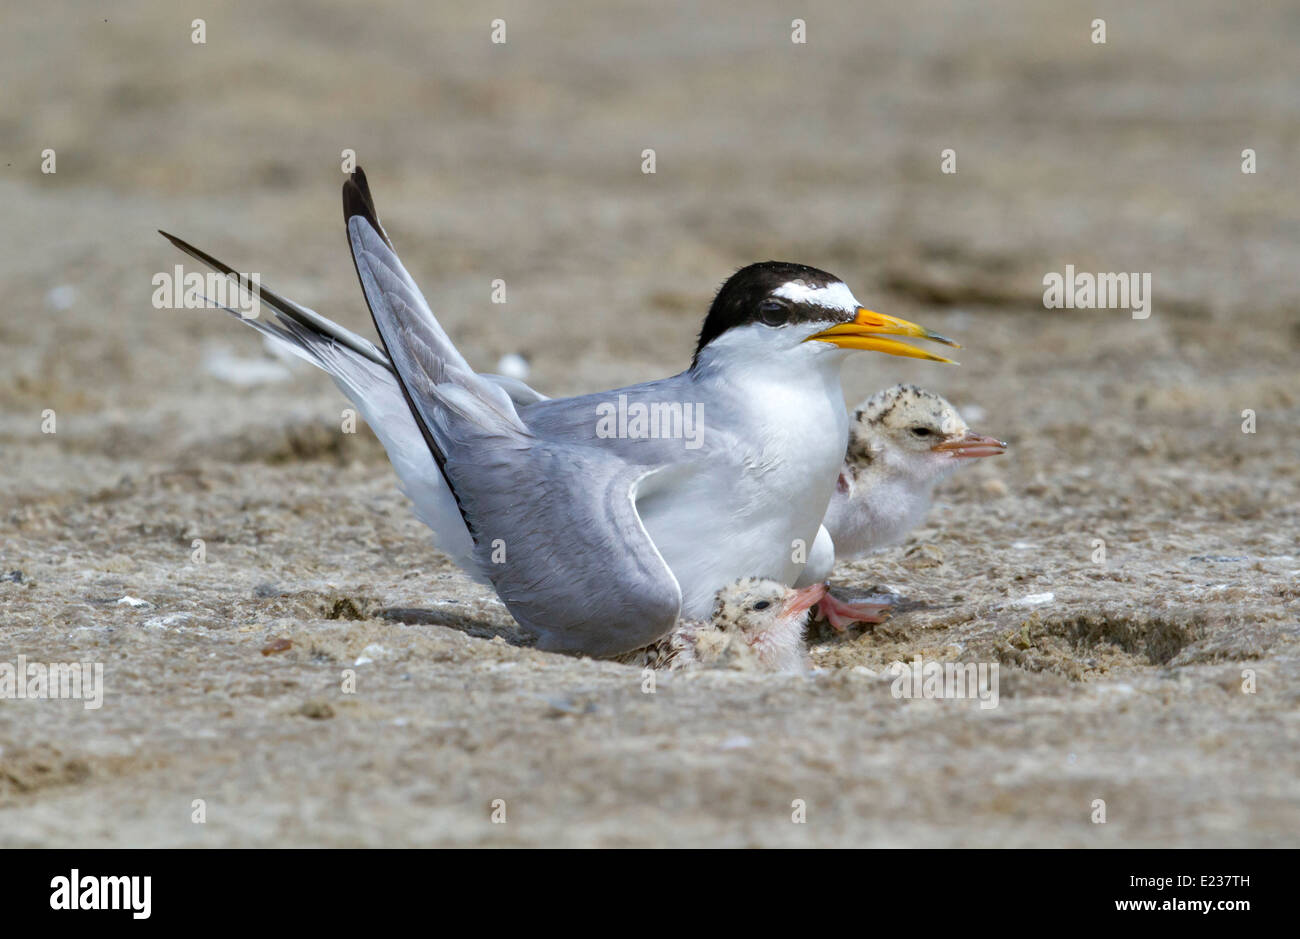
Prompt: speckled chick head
<box><xmin>708</xmin><ymin>576</ymin><xmax>814</xmax><ymax>672</ymax></box>
<box><xmin>710</xmin><ymin>577</ymin><xmax>795</xmax><ymax>635</ymax></box>
<box><xmin>849</xmin><ymin>384</ymin><xmax>970</xmax><ymax>464</ymax></box>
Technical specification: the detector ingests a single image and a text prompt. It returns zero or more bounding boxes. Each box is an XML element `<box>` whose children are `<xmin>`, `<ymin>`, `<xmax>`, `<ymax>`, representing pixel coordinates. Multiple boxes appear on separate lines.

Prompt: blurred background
<box><xmin>4</xmin><ymin>0</ymin><xmax>1297</xmax><ymax>412</ymax></box>
<box><xmin>1</xmin><ymin>1</ymin><xmax>1297</xmax><ymax>846</ymax></box>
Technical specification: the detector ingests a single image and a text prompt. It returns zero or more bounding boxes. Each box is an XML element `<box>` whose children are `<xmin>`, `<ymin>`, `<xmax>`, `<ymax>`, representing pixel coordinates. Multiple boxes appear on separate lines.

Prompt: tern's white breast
<box><xmin>638</xmin><ymin>350</ymin><xmax>849</xmax><ymax>618</ymax></box>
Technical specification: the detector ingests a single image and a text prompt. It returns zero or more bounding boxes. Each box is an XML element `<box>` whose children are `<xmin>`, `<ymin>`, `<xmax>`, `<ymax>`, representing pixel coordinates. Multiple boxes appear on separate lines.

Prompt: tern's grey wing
<box><xmin>480</xmin><ymin>373</ymin><xmax>550</xmax><ymax>405</ymax></box>
<box><xmin>342</xmin><ymin>168</ymin><xmax>681</xmax><ymax>655</ymax></box>
<box><xmin>518</xmin><ymin>374</ymin><xmax>737</xmax><ymax>465</ymax></box>
<box><xmin>445</xmin><ymin>441</ymin><xmax>683</xmax><ymax>656</ymax></box>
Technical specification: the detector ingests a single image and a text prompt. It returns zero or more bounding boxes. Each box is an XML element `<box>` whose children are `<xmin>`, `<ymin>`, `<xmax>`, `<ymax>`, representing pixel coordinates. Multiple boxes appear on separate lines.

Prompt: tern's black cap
<box><xmin>692</xmin><ymin>261</ymin><xmax>848</xmax><ymax>364</ymax></box>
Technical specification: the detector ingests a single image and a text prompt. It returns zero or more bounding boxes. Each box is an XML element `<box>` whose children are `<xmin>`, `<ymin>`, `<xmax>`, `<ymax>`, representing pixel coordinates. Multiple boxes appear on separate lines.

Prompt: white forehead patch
<box><xmin>772</xmin><ymin>280</ymin><xmax>860</xmax><ymax>315</ymax></box>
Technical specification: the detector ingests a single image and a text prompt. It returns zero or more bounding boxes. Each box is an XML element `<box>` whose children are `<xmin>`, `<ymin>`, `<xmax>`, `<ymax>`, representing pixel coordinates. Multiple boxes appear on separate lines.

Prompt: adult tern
<box><xmin>160</xmin><ymin>168</ymin><xmax>957</xmax><ymax>656</ymax></box>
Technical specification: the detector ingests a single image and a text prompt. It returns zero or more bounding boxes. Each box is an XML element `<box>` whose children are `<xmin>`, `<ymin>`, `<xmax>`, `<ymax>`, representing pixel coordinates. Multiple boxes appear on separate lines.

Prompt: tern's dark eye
<box><xmin>752</xmin><ymin>600</ymin><xmax>771</xmax><ymax>611</ymax></box>
<box><xmin>757</xmin><ymin>299</ymin><xmax>787</xmax><ymax>326</ymax></box>
<box><xmin>910</xmin><ymin>426</ymin><xmax>933</xmax><ymax>437</ymax></box>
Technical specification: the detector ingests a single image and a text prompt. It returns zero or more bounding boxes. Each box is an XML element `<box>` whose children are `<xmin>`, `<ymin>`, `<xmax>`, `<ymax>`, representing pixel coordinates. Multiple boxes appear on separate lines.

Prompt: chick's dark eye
<box><xmin>752</xmin><ymin>600</ymin><xmax>771</xmax><ymax>610</ymax></box>
<box><xmin>757</xmin><ymin>299</ymin><xmax>786</xmax><ymax>326</ymax></box>
<box><xmin>910</xmin><ymin>427</ymin><xmax>933</xmax><ymax>437</ymax></box>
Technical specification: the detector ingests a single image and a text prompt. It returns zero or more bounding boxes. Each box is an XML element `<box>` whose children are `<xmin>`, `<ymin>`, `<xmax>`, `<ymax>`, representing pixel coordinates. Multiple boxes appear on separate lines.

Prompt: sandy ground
<box><xmin>1</xmin><ymin>0</ymin><xmax>1297</xmax><ymax>847</ymax></box>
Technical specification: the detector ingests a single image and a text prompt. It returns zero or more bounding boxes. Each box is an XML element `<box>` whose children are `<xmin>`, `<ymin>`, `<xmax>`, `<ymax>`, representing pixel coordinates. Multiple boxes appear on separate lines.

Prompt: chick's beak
<box><xmin>805</xmin><ymin>308</ymin><xmax>960</xmax><ymax>363</ymax></box>
<box><xmin>932</xmin><ymin>431</ymin><xmax>1007</xmax><ymax>459</ymax></box>
<box><xmin>782</xmin><ymin>581</ymin><xmax>829</xmax><ymax>618</ymax></box>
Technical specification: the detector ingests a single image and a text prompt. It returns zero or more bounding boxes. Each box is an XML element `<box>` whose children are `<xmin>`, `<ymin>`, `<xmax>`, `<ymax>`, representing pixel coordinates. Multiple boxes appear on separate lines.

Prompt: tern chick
<box><xmin>827</xmin><ymin>384</ymin><xmax>1006</xmax><ymax>556</ymax></box>
<box><xmin>618</xmin><ymin>578</ymin><xmax>827</xmax><ymax>673</ymax></box>
<box><xmin>814</xmin><ymin>384</ymin><xmax>1006</xmax><ymax>629</ymax></box>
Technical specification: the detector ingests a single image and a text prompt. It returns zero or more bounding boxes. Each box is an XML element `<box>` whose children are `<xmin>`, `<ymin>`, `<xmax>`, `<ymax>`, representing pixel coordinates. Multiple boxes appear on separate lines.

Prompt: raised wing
<box><xmin>342</xmin><ymin>168</ymin><xmax>681</xmax><ymax>655</ymax></box>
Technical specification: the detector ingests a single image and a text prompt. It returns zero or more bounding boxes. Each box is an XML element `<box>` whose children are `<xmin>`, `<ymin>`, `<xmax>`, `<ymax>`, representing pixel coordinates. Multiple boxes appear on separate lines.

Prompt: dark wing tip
<box><xmin>342</xmin><ymin>166</ymin><xmax>392</xmax><ymax>248</ymax></box>
<box><xmin>157</xmin><ymin>228</ymin><xmax>240</xmax><ymax>278</ymax></box>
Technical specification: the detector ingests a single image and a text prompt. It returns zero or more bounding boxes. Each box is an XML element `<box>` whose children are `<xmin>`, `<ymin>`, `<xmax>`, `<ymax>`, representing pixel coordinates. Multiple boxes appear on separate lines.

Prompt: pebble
<box><xmin>261</xmin><ymin>637</ymin><xmax>293</xmax><ymax>655</ymax></box>
<box><xmin>495</xmin><ymin>353</ymin><xmax>531</xmax><ymax>381</ymax></box>
<box><xmin>545</xmin><ymin>696</ymin><xmax>596</xmax><ymax>716</ymax></box>
<box><xmin>354</xmin><ymin>643</ymin><xmax>390</xmax><ymax>667</ymax></box>
<box><xmin>298</xmin><ymin>700</ymin><xmax>335</xmax><ymax>719</ymax></box>
<box><xmin>45</xmin><ymin>285</ymin><xmax>77</xmax><ymax>311</ymax></box>
<box><xmin>981</xmin><ymin>478</ymin><xmax>1008</xmax><ymax>497</ymax></box>
<box><xmin>143</xmin><ymin>612</ymin><xmax>192</xmax><ymax>629</ymax></box>
<box><xmin>904</xmin><ymin>543</ymin><xmax>944</xmax><ymax>567</ymax></box>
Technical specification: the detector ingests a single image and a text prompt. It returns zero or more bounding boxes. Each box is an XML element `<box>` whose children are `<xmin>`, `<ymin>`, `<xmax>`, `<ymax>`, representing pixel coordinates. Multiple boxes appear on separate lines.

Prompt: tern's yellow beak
<box><xmin>804</xmin><ymin>308</ymin><xmax>960</xmax><ymax>364</ymax></box>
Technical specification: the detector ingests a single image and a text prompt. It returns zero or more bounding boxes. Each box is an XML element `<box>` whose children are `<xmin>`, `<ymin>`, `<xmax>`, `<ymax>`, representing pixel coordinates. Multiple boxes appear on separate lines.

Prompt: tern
<box><xmin>160</xmin><ymin>168</ymin><xmax>957</xmax><ymax>656</ymax></box>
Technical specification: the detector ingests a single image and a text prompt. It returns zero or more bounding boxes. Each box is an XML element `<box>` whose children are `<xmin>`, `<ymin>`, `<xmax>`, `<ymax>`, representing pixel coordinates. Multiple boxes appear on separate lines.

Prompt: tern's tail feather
<box><xmin>158</xmin><ymin>230</ymin><xmax>391</xmax><ymax>370</ymax></box>
<box><xmin>157</xmin><ymin>230</ymin><xmax>479</xmax><ymax>572</ymax></box>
